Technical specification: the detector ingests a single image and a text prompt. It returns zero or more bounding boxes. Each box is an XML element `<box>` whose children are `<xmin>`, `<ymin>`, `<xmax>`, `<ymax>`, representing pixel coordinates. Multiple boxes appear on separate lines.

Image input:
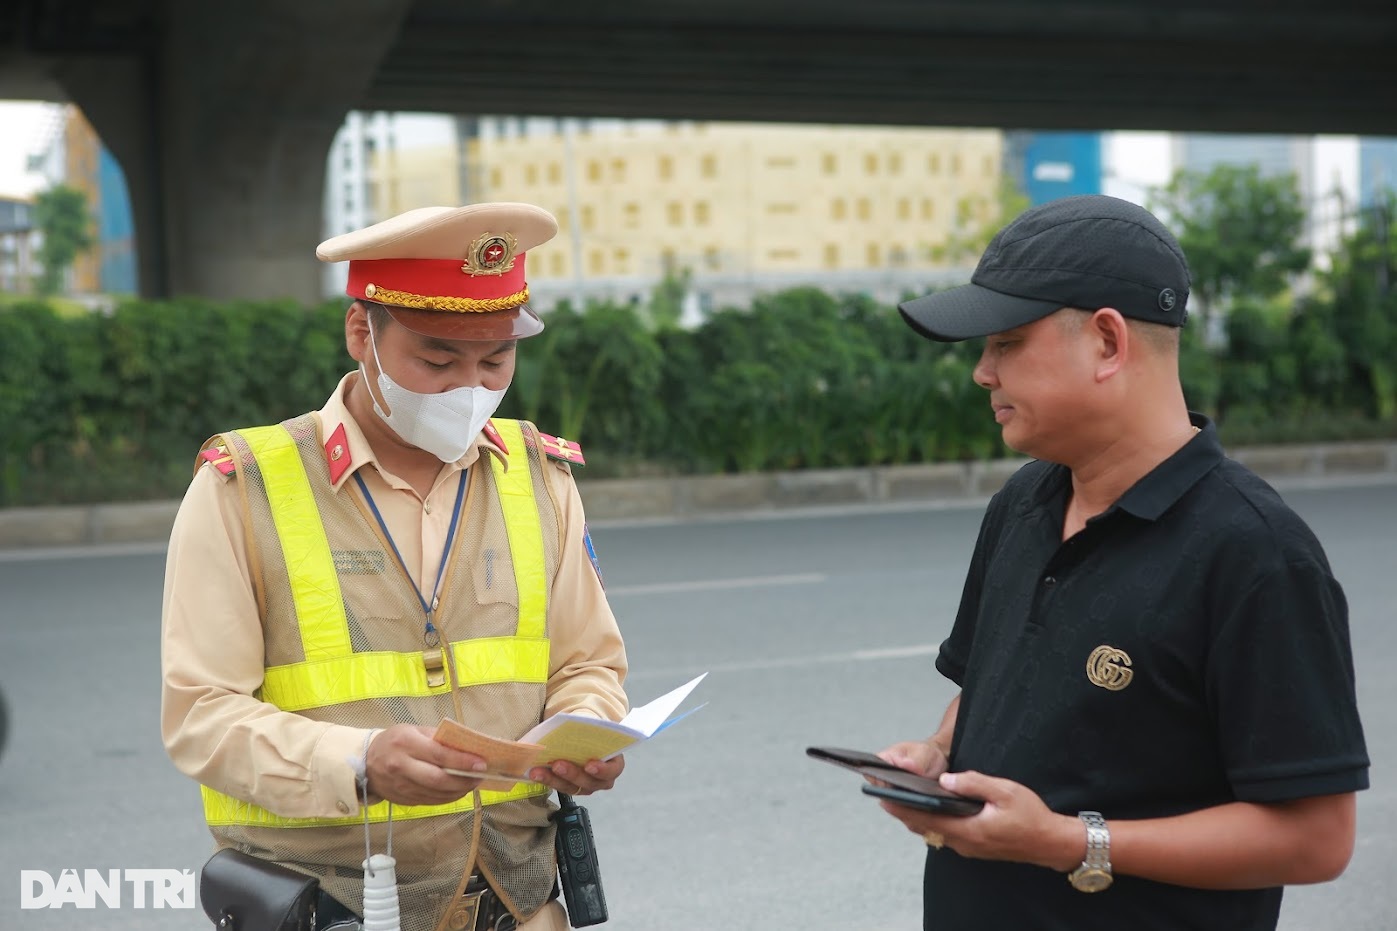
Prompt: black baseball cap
<box><xmin>899</xmin><ymin>195</ymin><xmax>1190</xmax><ymax>342</ymax></box>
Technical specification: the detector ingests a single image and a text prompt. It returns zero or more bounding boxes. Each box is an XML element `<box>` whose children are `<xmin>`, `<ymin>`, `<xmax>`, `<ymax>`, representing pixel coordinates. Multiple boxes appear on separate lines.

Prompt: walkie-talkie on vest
<box><xmin>551</xmin><ymin>793</ymin><xmax>608</xmax><ymax>926</ymax></box>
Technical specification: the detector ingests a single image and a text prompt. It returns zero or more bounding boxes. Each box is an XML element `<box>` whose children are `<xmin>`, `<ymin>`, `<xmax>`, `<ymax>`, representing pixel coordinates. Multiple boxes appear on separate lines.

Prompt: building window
<box><xmin>824</xmin><ymin>243</ymin><xmax>839</xmax><ymax>267</ymax></box>
<box><xmin>659</xmin><ymin>155</ymin><xmax>673</xmax><ymax>180</ymax></box>
<box><xmin>767</xmin><ymin>203</ymin><xmax>798</xmax><ymax>214</ymax></box>
<box><xmin>832</xmin><ymin>199</ymin><xmax>846</xmax><ymax>220</ymax></box>
<box><xmin>928</xmin><ymin>153</ymin><xmax>942</xmax><ymax>174</ymax></box>
<box><xmin>856</xmin><ymin>198</ymin><xmax>871</xmax><ymax>221</ymax></box>
<box><xmin>921</xmin><ymin>198</ymin><xmax>934</xmax><ymax>220</ymax></box>
<box><xmin>614</xmin><ymin>248</ymin><xmax>630</xmax><ymax>273</ymax></box>
<box><xmin>548</xmin><ymin>162</ymin><xmax>562</xmax><ymax>184</ymax></box>
<box><xmin>951</xmin><ymin>153</ymin><xmax>962</xmax><ymax>176</ymax></box>
<box><xmin>889</xmin><ymin>152</ymin><xmax>903</xmax><ymax>175</ymax></box>
<box><xmin>897</xmin><ymin>198</ymin><xmax>911</xmax><ymax>220</ymax></box>
<box><xmin>864</xmin><ymin>153</ymin><xmax>878</xmax><ymax>175</ymax></box>
<box><xmin>581</xmin><ymin>205</ymin><xmax>595</xmax><ymax>231</ymax></box>
<box><xmin>704</xmin><ymin>247</ymin><xmax>721</xmax><ymax>270</ymax></box>
<box><xmin>766</xmin><ymin>156</ymin><xmax>796</xmax><ymax>169</ymax></box>
<box><xmin>822</xmin><ymin>153</ymin><xmax>837</xmax><ymax>175</ymax></box>
<box><xmin>589</xmin><ymin>249</ymin><xmax>604</xmax><ymax>275</ymax></box>
<box><xmin>587</xmin><ymin>160</ymin><xmax>602</xmax><ymax>183</ymax></box>
<box><xmin>694</xmin><ymin>201</ymin><xmax>711</xmax><ymax>225</ymax></box>
<box><xmin>624</xmin><ymin>202</ymin><xmax>641</xmax><ymax>227</ymax></box>
<box><xmin>667</xmin><ymin>201</ymin><xmax>683</xmax><ymax>225</ymax></box>
<box><xmin>767</xmin><ymin>248</ymin><xmax>799</xmax><ymax>261</ymax></box>
<box><xmin>490</xmin><ymin>168</ymin><xmax>503</xmax><ymax>189</ymax></box>
<box><xmin>550</xmin><ymin>253</ymin><xmax>565</xmax><ymax>276</ymax></box>
<box><xmin>610</xmin><ymin>158</ymin><xmax>626</xmax><ymax>182</ymax></box>
<box><xmin>701</xmin><ymin>154</ymin><xmax>717</xmax><ymax>178</ymax></box>
<box><xmin>526</xmin><ymin>164</ymin><xmax>538</xmax><ymax>185</ymax></box>
<box><xmin>983</xmin><ymin>155</ymin><xmax>995</xmax><ymax>177</ymax></box>
<box><xmin>867</xmin><ymin>242</ymin><xmax>881</xmax><ymax>266</ymax></box>
<box><xmin>556</xmin><ymin>207</ymin><xmax>570</xmax><ymax>230</ymax></box>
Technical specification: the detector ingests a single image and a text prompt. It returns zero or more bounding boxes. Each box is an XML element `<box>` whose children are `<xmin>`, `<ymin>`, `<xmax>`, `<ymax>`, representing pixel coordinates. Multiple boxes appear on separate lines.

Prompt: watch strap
<box><xmin>1078</xmin><ymin>810</ymin><xmax>1111</xmax><ymax>871</ymax></box>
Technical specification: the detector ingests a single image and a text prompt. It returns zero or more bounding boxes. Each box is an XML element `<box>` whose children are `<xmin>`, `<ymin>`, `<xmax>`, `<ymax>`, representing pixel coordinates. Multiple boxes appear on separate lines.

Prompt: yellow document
<box><xmin>432</xmin><ymin>673</ymin><xmax>707</xmax><ymax>790</ymax></box>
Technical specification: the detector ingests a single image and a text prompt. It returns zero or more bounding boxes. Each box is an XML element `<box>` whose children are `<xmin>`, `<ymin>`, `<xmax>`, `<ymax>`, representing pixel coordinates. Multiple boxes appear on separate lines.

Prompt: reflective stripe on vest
<box><xmin>202</xmin><ymin>418</ymin><xmax>552</xmax><ymax>827</ymax></box>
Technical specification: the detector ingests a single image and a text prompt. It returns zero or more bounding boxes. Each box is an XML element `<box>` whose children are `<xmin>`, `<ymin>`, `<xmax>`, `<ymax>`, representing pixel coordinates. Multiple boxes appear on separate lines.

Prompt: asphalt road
<box><xmin>0</xmin><ymin>482</ymin><xmax>1393</xmax><ymax>930</ymax></box>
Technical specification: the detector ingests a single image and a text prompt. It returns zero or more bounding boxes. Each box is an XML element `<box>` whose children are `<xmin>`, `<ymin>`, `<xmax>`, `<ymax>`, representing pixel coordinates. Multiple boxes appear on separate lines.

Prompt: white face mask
<box><xmin>362</xmin><ymin>319</ymin><xmax>508</xmax><ymax>463</ymax></box>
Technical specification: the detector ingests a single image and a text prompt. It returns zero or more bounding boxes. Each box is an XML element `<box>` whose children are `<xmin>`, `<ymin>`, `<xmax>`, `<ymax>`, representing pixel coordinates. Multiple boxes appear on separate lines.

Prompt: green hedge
<box><xmin>1</xmin><ymin>279</ymin><xmax>1394</xmax><ymax>507</ymax></box>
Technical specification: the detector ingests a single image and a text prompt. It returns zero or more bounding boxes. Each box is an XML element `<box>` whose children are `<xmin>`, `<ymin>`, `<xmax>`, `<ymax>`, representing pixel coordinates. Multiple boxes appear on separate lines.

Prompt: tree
<box><xmin>33</xmin><ymin>184</ymin><xmax>95</xmax><ymax>296</ymax></box>
<box><xmin>1308</xmin><ymin>195</ymin><xmax>1397</xmax><ymax>419</ymax></box>
<box><xmin>928</xmin><ymin>178</ymin><xmax>1031</xmax><ymax>267</ymax></box>
<box><xmin>1149</xmin><ymin>165</ymin><xmax>1310</xmax><ymax>338</ymax></box>
<box><xmin>646</xmin><ymin>260</ymin><xmax>692</xmax><ymax>331</ymax></box>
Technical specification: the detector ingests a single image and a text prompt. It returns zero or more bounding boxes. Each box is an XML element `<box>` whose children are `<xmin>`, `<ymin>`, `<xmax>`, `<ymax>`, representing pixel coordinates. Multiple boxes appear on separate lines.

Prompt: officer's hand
<box><xmin>365</xmin><ymin>724</ymin><xmax>488</xmax><ymax>806</ymax></box>
<box><xmin>878</xmin><ymin>739</ymin><xmax>950</xmax><ymax>780</ymax></box>
<box><xmin>528</xmin><ymin>755</ymin><xmax>625</xmax><ymax>797</ymax></box>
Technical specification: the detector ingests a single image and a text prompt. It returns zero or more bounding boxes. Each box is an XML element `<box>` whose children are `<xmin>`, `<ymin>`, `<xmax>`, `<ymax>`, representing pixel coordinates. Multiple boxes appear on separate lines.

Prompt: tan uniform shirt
<box><xmin>161</xmin><ymin>371</ymin><xmax>628</xmax><ymax>820</ymax></box>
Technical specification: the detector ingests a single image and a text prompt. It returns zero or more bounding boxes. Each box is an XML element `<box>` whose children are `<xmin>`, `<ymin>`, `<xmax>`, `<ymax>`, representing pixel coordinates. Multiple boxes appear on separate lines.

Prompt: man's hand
<box><xmin>528</xmin><ymin>755</ymin><xmax>625</xmax><ymax>797</ymax></box>
<box><xmin>878</xmin><ymin>770</ymin><xmax>1083</xmax><ymax>872</ymax></box>
<box><xmin>878</xmin><ymin>739</ymin><xmax>951</xmax><ymax>780</ymax></box>
<box><xmin>365</xmin><ymin>724</ymin><xmax>490</xmax><ymax>806</ymax></box>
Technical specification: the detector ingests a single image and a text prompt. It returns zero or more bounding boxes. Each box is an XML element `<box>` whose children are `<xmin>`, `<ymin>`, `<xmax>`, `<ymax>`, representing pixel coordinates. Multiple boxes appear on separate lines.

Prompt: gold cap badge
<box><xmin>462</xmin><ymin>232</ymin><xmax>518</xmax><ymax>276</ymax></box>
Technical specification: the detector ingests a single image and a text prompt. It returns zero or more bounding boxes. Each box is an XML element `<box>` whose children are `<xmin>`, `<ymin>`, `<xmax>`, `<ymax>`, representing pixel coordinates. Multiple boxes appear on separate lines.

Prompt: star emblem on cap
<box><xmin>462</xmin><ymin>232</ymin><xmax>518</xmax><ymax>277</ymax></box>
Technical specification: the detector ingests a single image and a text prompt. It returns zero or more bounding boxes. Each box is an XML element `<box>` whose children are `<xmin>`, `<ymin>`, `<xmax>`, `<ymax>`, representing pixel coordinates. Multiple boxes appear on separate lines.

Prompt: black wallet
<box><xmin>200</xmin><ymin>847</ymin><xmax>320</xmax><ymax>931</ymax></box>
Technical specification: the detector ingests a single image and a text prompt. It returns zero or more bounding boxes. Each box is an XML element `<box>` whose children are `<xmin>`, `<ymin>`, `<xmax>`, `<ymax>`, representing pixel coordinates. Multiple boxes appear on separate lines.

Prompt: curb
<box><xmin>1</xmin><ymin>440</ymin><xmax>1395</xmax><ymax>550</ymax></box>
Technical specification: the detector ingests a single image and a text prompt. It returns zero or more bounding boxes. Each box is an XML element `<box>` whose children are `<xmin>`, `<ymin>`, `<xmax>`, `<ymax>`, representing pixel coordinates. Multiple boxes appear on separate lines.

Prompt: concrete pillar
<box><xmin>56</xmin><ymin>1</ymin><xmax>412</xmax><ymax>303</ymax></box>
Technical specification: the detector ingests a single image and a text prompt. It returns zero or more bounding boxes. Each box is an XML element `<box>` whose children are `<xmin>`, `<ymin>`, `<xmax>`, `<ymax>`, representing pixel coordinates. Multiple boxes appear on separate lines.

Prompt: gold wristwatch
<box><xmin>1068</xmin><ymin>810</ymin><xmax>1113</xmax><ymax>892</ymax></box>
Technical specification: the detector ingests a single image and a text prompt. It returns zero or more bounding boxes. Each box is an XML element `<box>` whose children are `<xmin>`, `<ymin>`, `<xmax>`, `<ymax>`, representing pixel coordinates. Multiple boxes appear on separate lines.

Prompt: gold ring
<box><xmin>923</xmin><ymin>830</ymin><xmax>945</xmax><ymax>849</ymax></box>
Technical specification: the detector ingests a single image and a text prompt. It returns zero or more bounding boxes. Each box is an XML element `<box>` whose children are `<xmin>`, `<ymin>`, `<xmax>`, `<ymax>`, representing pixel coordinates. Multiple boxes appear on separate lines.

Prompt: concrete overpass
<box><xmin>3</xmin><ymin>0</ymin><xmax>1396</xmax><ymax>304</ymax></box>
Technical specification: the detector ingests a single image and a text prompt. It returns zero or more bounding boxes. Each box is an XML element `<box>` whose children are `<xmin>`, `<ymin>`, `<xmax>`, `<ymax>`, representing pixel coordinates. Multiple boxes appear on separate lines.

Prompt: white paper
<box><xmin>518</xmin><ymin>672</ymin><xmax>707</xmax><ymax>745</ymax></box>
<box><xmin>617</xmin><ymin>672</ymin><xmax>708</xmax><ymax>736</ymax></box>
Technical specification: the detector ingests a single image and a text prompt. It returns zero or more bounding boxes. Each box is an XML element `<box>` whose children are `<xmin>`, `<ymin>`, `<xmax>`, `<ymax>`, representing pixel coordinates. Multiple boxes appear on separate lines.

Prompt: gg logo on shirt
<box><xmin>1086</xmin><ymin>645</ymin><xmax>1134</xmax><ymax>691</ymax></box>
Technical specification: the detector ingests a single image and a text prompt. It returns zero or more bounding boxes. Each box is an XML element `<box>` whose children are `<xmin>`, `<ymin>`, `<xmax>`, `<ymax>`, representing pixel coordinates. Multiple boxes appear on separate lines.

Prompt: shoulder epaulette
<box><xmin>198</xmin><ymin>445</ymin><xmax>237</xmax><ymax>478</ymax></box>
<box><xmin>537</xmin><ymin>431</ymin><xmax>585</xmax><ymax>466</ymax></box>
<box><xmin>482</xmin><ymin>420</ymin><xmax>508</xmax><ymax>455</ymax></box>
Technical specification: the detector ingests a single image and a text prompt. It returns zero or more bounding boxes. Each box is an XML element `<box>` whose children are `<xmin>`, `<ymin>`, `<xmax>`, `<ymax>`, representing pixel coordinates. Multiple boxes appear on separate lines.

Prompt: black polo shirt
<box><xmin>924</xmin><ymin>417</ymin><xmax>1369</xmax><ymax>931</ymax></box>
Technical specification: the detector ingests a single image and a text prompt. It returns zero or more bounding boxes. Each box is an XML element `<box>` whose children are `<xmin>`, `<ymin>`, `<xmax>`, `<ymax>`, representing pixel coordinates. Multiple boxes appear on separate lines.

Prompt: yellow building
<box><xmin>62</xmin><ymin>108</ymin><xmax>103</xmax><ymax>293</ymax></box>
<box><xmin>361</xmin><ymin>118</ymin><xmax>1003</xmax><ymax>310</ymax></box>
<box><xmin>372</xmin><ymin>144</ymin><xmax>464</xmax><ymax>219</ymax></box>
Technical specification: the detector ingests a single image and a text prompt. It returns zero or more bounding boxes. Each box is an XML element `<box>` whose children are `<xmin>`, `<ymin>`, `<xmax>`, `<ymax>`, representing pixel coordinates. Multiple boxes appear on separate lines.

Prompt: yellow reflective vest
<box><xmin>201</xmin><ymin>416</ymin><xmax>554</xmax><ymax>828</ymax></box>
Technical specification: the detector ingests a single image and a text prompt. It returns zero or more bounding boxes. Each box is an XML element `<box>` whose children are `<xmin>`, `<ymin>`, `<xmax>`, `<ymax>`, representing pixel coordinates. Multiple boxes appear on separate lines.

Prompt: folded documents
<box><xmin>434</xmin><ymin>672</ymin><xmax>706</xmax><ymax>791</ymax></box>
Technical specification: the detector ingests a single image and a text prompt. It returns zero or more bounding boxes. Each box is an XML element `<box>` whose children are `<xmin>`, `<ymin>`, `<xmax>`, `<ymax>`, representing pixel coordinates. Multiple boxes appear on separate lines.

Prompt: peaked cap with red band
<box><xmin>316</xmin><ymin>203</ymin><xmax>559</xmax><ymax>340</ymax></box>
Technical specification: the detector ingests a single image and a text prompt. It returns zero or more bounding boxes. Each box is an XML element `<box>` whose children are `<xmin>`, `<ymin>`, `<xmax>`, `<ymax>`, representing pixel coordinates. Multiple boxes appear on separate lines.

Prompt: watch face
<box><xmin>1070</xmin><ymin>868</ymin><xmax>1113</xmax><ymax>893</ymax></box>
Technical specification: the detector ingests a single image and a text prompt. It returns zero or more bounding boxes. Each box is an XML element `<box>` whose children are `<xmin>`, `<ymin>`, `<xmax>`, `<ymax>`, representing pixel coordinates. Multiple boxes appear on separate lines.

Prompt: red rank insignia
<box><xmin>323</xmin><ymin>423</ymin><xmax>351</xmax><ymax>484</ymax></box>
<box><xmin>482</xmin><ymin>420</ymin><xmax>508</xmax><ymax>454</ymax></box>
<box><xmin>538</xmin><ymin>432</ymin><xmax>585</xmax><ymax>465</ymax></box>
<box><xmin>198</xmin><ymin>446</ymin><xmax>237</xmax><ymax>476</ymax></box>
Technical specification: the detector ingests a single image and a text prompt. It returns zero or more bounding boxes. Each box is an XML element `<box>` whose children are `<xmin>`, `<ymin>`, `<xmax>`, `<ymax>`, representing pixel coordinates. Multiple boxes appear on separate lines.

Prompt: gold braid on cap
<box><xmin>363</xmin><ymin>284</ymin><xmax>530</xmax><ymax>313</ymax></box>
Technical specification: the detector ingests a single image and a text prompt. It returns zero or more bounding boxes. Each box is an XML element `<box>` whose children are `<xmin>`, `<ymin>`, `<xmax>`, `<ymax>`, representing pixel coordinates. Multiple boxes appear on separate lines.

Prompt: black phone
<box><xmin>806</xmin><ymin>745</ymin><xmax>984</xmax><ymax>817</ymax></box>
<box><xmin>805</xmin><ymin>746</ymin><xmax>905</xmax><ymax>772</ymax></box>
<box><xmin>860</xmin><ymin>782</ymin><xmax>984</xmax><ymax>816</ymax></box>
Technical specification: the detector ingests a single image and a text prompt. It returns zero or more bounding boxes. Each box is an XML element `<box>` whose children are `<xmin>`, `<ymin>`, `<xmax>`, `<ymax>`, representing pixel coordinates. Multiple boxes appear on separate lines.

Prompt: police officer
<box><xmin>162</xmin><ymin>203</ymin><xmax>628</xmax><ymax>931</ymax></box>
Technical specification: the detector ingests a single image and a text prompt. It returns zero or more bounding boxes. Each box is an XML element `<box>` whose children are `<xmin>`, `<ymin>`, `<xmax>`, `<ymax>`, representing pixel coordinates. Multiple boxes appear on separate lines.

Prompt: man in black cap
<box><xmin>876</xmin><ymin>195</ymin><xmax>1368</xmax><ymax>930</ymax></box>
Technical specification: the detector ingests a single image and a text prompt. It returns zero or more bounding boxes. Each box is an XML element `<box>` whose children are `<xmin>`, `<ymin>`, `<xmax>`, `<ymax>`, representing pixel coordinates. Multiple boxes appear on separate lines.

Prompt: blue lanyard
<box><xmin>353</xmin><ymin>470</ymin><xmax>468</xmax><ymax>644</ymax></box>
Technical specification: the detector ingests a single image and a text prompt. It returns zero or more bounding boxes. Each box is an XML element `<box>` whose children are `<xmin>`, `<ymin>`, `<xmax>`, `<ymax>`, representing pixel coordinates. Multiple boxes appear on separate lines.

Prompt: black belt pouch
<box><xmin>200</xmin><ymin>848</ymin><xmax>320</xmax><ymax>931</ymax></box>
